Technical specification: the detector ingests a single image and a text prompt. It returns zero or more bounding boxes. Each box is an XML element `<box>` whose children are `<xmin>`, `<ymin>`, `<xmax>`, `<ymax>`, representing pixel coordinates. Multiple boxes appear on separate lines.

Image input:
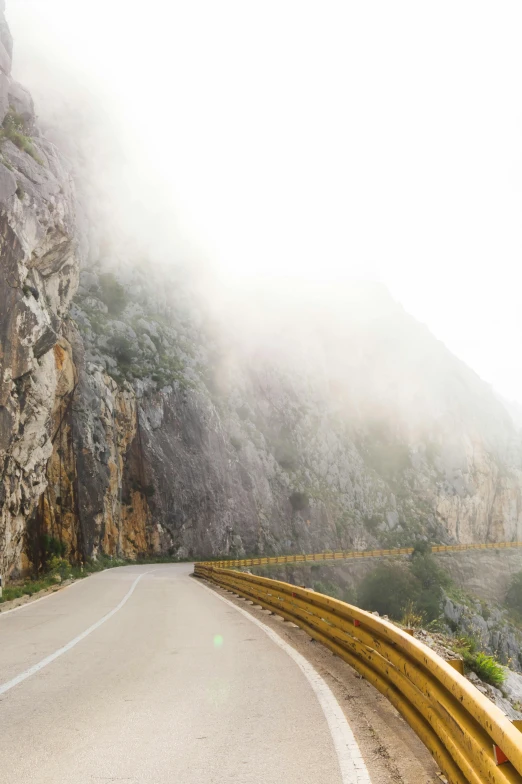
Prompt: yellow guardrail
<box><xmin>199</xmin><ymin>540</ymin><xmax>522</xmax><ymax>569</ymax></box>
<box><xmin>194</xmin><ymin>563</ymin><xmax>522</xmax><ymax>784</ymax></box>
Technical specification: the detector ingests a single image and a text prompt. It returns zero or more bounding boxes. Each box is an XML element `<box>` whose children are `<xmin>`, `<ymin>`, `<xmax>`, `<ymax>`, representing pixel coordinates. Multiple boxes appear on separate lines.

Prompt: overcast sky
<box><xmin>9</xmin><ymin>1</ymin><xmax>522</xmax><ymax>403</ymax></box>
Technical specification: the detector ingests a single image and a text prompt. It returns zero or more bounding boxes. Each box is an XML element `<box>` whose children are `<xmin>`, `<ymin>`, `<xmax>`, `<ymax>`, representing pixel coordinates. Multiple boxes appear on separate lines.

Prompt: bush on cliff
<box><xmin>505</xmin><ymin>570</ymin><xmax>522</xmax><ymax>616</ymax></box>
<box><xmin>98</xmin><ymin>273</ymin><xmax>128</xmax><ymax>316</ymax></box>
<box><xmin>453</xmin><ymin>635</ymin><xmax>506</xmax><ymax>687</ymax></box>
<box><xmin>358</xmin><ymin>563</ymin><xmax>421</xmax><ymax>619</ymax></box>
<box><xmin>358</xmin><ymin>552</ymin><xmax>450</xmax><ymax>623</ymax></box>
<box><xmin>0</xmin><ymin>106</ymin><xmax>43</xmax><ymax>164</ymax></box>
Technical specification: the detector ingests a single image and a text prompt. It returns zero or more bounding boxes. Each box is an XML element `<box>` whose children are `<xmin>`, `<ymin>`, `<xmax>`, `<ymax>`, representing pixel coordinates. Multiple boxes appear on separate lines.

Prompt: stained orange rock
<box><xmin>53</xmin><ymin>343</ymin><xmax>67</xmax><ymax>371</ymax></box>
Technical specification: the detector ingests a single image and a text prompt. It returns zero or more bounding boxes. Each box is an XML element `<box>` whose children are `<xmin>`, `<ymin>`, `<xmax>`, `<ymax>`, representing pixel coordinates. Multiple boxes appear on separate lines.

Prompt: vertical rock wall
<box><xmin>0</xmin><ymin>5</ymin><xmax>79</xmax><ymax>576</ymax></box>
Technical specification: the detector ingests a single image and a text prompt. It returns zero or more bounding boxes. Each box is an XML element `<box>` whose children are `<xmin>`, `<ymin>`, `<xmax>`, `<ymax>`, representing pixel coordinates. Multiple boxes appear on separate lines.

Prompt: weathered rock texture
<box><xmin>47</xmin><ymin>267</ymin><xmax>522</xmax><ymax>578</ymax></box>
<box><xmin>0</xmin><ymin>5</ymin><xmax>78</xmax><ymax>577</ymax></box>
<box><xmin>3</xmin><ymin>9</ymin><xmax>522</xmax><ymax>578</ymax></box>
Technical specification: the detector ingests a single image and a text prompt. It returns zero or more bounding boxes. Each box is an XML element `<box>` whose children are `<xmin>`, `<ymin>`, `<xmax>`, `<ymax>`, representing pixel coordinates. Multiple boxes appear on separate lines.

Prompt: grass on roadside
<box><xmin>0</xmin><ymin>554</ymin><xmax>128</xmax><ymax>605</ymax></box>
<box><xmin>1</xmin><ymin>576</ymin><xmax>57</xmax><ymax>603</ymax></box>
<box><xmin>0</xmin><ymin>552</ymin><xmax>195</xmax><ymax>605</ymax></box>
<box><xmin>453</xmin><ymin>635</ymin><xmax>506</xmax><ymax>687</ymax></box>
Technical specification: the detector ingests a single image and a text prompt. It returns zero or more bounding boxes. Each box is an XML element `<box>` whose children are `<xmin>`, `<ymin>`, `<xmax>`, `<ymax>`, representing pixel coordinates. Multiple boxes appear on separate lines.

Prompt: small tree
<box><xmin>98</xmin><ymin>273</ymin><xmax>128</xmax><ymax>316</ymax></box>
<box><xmin>506</xmin><ymin>571</ymin><xmax>522</xmax><ymax>614</ymax></box>
<box><xmin>289</xmin><ymin>491</ymin><xmax>309</xmax><ymax>511</ymax></box>
<box><xmin>410</xmin><ymin>552</ymin><xmax>450</xmax><ymax>621</ymax></box>
<box><xmin>412</xmin><ymin>540</ymin><xmax>432</xmax><ymax>557</ymax></box>
<box><xmin>410</xmin><ymin>552</ymin><xmax>450</xmax><ymax>590</ymax></box>
<box><xmin>358</xmin><ymin>564</ymin><xmax>421</xmax><ymax>620</ymax></box>
<box><xmin>108</xmin><ymin>335</ymin><xmax>136</xmax><ymax>368</ymax></box>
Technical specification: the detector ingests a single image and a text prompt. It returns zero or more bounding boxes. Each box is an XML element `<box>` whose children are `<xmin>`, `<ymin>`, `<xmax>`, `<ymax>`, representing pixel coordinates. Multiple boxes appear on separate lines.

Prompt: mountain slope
<box><xmin>1</xmin><ymin>7</ymin><xmax>522</xmax><ymax>577</ymax></box>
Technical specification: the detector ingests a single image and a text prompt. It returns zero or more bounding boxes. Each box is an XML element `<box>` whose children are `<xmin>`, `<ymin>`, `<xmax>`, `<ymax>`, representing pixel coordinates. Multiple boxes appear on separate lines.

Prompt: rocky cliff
<box><xmin>0</xmin><ymin>2</ymin><xmax>79</xmax><ymax>577</ymax></box>
<box><xmin>2</xmin><ymin>7</ymin><xmax>522</xmax><ymax>578</ymax></box>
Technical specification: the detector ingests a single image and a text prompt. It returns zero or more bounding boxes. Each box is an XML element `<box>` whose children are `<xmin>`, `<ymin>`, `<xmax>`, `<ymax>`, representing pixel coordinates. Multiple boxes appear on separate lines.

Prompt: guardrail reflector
<box><xmin>493</xmin><ymin>745</ymin><xmax>509</xmax><ymax>765</ymax></box>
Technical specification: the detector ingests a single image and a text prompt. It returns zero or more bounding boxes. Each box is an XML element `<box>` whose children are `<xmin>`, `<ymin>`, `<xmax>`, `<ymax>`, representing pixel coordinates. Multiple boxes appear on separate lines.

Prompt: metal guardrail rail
<box><xmin>194</xmin><ymin>563</ymin><xmax>522</xmax><ymax>784</ymax></box>
<box><xmin>199</xmin><ymin>541</ymin><xmax>522</xmax><ymax>569</ymax></box>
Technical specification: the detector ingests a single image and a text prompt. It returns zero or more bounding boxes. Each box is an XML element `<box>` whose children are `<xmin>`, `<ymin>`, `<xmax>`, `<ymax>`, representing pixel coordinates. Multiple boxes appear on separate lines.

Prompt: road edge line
<box><xmin>195</xmin><ymin>578</ymin><xmax>372</xmax><ymax>784</ymax></box>
<box><xmin>0</xmin><ymin>571</ymin><xmax>148</xmax><ymax>696</ymax></box>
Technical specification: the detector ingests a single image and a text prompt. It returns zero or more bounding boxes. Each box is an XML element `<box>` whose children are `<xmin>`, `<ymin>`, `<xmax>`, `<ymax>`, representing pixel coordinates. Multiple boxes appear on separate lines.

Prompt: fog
<box><xmin>8</xmin><ymin>1</ymin><xmax>522</xmax><ymax>402</ymax></box>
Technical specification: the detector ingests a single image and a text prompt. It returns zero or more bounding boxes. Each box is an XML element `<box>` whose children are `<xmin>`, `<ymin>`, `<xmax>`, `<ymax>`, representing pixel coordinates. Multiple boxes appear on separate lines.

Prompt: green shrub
<box><xmin>358</xmin><ymin>564</ymin><xmax>421</xmax><ymax>619</ymax></box>
<box><xmin>409</xmin><ymin>552</ymin><xmax>450</xmax><ymax>621</ymax></box>
<box><xmin>43</xmin><ymin>534</ymin><xmax>67</xmax><ymax>560</ymax></box>
<box><xmin>412</xmin><ymin>540</ymin><xmax>432</xmax><ymax>557</ymax></box>
<box><xmin>359</xmin><ymin>555</ymin><xmax>450</xmax><ymax>622</ymax></box>
<box><xmin>410</xmin><ymin>552</ymin><xmax>450</xmax><ymax>590</ymax></box>
<box><xmin>454</xmin><ymin>637</ymin><xmax>506</xmax><ymax>687</ymax></box>
<box><xmin>108</xmin><ymin>334</ymin><xmax>136</xmax><ymax>369</ymax></box>
<box><xmin>363</xmin><ymin>515</ymin><xmax>381</xmax><ymax>534</ymax></box>
<box><xmin>0</xmin><ymin>107</ymin><xmax>43</xmax><ymax>165</ymax></box>
<box><xmin>47</xmin><ymin>556</ymin><xmax>71</xmax><ymax>581</ymax></box>
<box><xmin>312</xmin><ymin>581</ymin><xmax>356</xmax><ymax>605</ymax></box>
<box><xmin>0</xmin><ymin>553</ymin><xmax>129</xmax><ymax>604</ymax></box>
<box><xmin>0</xmin><ymin>578</ymin><xmax>55</xmax><ymax>603</ymax></box>
<box><xmin>415</xmin><ymin>586</ymin><xmax>445</xmax><ymax>622</ymax></box>
<box><xmin>313</xmin><ymin>580</ymin><xmax>341</xmax><ymax>599</ymax></box>
<box><xmin>98</xmin><ymin>273</ymin><xmax>128</xmax><ymax>316</ymax></box>
<box><xmin>505</xmin><ymin>570</ymin><xmax>522</xmax><ymax>614</ymax></box>
<box><xmin>289</xmin><ymin>491</ymin><xmax>309</xmax><ymax>511</ymax></box>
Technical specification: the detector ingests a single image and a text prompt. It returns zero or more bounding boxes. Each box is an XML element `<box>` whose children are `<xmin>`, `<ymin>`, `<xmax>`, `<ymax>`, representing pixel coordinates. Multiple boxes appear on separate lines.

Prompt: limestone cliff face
<box><xmin>2</xmin><ymin>7</ymin><xmax>522</xmax><ymax>577</ymax></box>
<box><xmin>60</xmin><ymin>269</ymin><xmax>522</xmax><ymax>568</ymax></box>
<box><xmin>0</xmin><ymin>4</ymin><xmax>79</xmax><ymax>577</ymax></box>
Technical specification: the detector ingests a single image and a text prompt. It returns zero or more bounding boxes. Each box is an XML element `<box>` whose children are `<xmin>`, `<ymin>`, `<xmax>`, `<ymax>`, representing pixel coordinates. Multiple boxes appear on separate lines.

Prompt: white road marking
<box><xmin>195</xmin><ymin>579</ymin><xmax>372</xmax><ymax>784</ymax></box>
<box><xmin>0</xmin><ymin>572</ymin><xmax>147</xmax><ymax>696</ymax></box>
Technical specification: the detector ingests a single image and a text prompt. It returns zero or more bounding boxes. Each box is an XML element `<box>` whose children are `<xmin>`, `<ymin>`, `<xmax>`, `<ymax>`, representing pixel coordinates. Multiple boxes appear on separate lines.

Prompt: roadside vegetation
<box><xmin>452</xmin><ymin>635</ymin><xmax>506</xmax><ymax>687</ymax></box>
<box><xmin>358</xmin><ymin>543</ymin><xmax>450</xmax><ymax>623</ymax></box>
<box><xmin>1</xmin><ymin>538</ymin><xmax>193</xmax><ymax>606</ymax></box>
<box><xmin>251</xmin><ymin>542</ymin><xmax>509</xmax><ymax>690</ymax></box>
<box><xmin>355</xmin><ymin>545</ymin><xmax>506</xmax><ymax>686</ymax></box>
<box><xmin>0</xmin><ymin>551</ymin><xmax>128</xmax><ymax>604</ymax></box>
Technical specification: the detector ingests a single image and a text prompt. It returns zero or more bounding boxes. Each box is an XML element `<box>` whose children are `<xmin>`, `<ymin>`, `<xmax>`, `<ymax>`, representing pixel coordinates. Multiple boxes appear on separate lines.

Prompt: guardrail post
<box><xmin>0</xmin><ymin>574</ymin><xmax>2</xmax><ymax>599</ymax></box>
<box><xmin>447</xmin><ymin>659</ymin><xmax>464</xmax><ymax>675</ymax></box>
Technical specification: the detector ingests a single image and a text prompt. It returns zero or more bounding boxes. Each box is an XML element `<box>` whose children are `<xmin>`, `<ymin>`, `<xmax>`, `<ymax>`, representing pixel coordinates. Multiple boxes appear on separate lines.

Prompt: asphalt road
<box><xmin>0</xmin><ymin>564</ymin><xmax>368</xmax><ymax>784</ymax></box>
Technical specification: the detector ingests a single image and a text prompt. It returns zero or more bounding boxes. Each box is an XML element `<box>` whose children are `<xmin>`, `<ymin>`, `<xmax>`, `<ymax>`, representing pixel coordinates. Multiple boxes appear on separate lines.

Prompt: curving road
<box><xmin>0</xmin><ymin>564</ymin><xmax>369</xmax><ymax>784</ymax></box>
